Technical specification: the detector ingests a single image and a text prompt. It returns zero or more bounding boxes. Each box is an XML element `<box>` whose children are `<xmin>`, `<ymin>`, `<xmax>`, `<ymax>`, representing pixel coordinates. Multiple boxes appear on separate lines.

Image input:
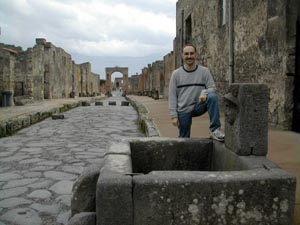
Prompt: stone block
<box><xmin>108</xmin><ymin>101</ymin><xmax>116</xmax><ymax>106</ymax></box>
<box><xmin>52</xmin><ymin>114</ymin><xmax>64</xmax><ymax>120</ymax></box>
<box><xmin>71</xmin><ymin>164</ymin><xmax>102</xmax><ymax>216</ymax></box>
<box><xmin>36</xmin><ymin>38</ymin><xmax>46</xmax><ymax>45</ymax></box>
<box><xmin>67</xmin><ymin>212</ymin><xmax>96</xmax><ymax>225</ymax></box>
<box><xmin>90</xmin><ymin>138</ymin><xmax>296</xmax><ymax>224</ymax></box>
<box><xmin>0</xmin><ymin>121</ymin><xmax>7</xmax><ymax>138</ymax></box>
<box><xmin>133</xmin><ymin>169</ymin><xmax>296</xmax><ymax>225</ymax></box>
<box><xmin>96</xmin><ymin>171</ymin><xmax>132</xmax><ymax>225</ymax></box>
<box><xmin>81</xmin><ymin>101</ymin><xmax>91</xmax><ymax>106</ymax></box>
<box><xmin>224</xmin><ymin>83</ymin><xmax>269</xmax><ymax>156</ymax></box>
<box><xmin>95</xmin><ymin>101</ymin><xmax>103</xmax><ymax>106</ymax></box>
<box><xmin>14</xmin><ymin>95</ymin><xmax>34</xmax><ymax>106</ymax></box>
<box><xmin>121</xmin><ymin>101</ymin><xmax>129</xmax><ymax>106</ymax></box>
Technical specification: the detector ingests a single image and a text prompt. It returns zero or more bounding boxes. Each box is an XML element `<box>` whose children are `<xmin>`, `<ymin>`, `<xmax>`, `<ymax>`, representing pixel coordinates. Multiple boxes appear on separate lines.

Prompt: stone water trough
<box><xmin>69</xmin><ymin>84</ymin><xmax>296</xmax><ymax>225</ymax></box>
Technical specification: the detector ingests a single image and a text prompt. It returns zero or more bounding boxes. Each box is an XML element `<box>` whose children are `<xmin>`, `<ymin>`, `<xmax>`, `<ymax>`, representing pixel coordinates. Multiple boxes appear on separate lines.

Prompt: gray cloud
<box><xmin>0</xmin><ymin>0</ymin><xmax>176</xmax><ymax>78</ymax></box>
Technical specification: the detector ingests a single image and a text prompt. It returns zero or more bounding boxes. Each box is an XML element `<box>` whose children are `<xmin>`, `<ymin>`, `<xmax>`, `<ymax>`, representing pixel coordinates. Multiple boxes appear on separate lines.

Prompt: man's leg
<box><xmin>177</xmin><ymin>112</ymin><xmax>192</xmax><ymax>137</ymax></box>
<box><xmin>193</xmin><ymin>93</ymin><xmax>221</xmax><ymax>132</ymax></box>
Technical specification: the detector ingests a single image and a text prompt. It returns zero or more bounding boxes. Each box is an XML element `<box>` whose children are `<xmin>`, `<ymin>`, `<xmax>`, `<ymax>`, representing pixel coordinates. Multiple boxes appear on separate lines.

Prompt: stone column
<box><xmin>224</xmin><ymin>83</ymin><xmax>269</xmax><ymax>156</ymax></box>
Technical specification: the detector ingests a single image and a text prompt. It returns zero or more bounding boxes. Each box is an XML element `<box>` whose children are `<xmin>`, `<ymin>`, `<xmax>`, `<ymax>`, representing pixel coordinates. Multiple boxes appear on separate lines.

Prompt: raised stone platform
<box><xmin>95</xmin><ymin>138</ymin><xmax>296</xmax><ymax>225</ymax></box>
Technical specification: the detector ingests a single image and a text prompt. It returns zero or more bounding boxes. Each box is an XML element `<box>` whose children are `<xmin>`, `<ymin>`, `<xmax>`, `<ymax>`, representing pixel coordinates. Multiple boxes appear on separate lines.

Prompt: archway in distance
<box><xmin>105</xmin><ymin>66</ymin><xmax>129</xmax><ymax>93</ymax></box>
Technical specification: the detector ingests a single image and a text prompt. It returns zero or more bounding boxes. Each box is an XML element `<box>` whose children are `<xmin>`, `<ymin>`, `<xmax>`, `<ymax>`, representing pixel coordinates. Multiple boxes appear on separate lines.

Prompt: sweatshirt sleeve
<box><xmin>168</xmin><ymin>71</ymin><xmax>178</xmax><ymax>118</ymax></box>
<box><xmin>202</xmin><ymin>68</ymin><xmax>216</xmax><ymax>94</ymax></box>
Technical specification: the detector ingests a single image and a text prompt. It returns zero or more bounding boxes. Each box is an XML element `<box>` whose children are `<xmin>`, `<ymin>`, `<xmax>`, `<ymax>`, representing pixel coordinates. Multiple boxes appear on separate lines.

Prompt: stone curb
<box><xmin>126</xmin><ymin>97</ymin><xmax>160</xmax><ymax>137</ymax></box>
<box><xmin>0</xmin><ymin>101</ymin><xmax>84</xmax><ymax>138</ymax></box>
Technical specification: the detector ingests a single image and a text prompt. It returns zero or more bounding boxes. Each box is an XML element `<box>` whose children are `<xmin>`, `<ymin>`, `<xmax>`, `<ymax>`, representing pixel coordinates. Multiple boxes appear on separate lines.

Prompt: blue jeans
<box><xmin>177</xmin><ymin>93</ymin><xmax>221</xmax><ymax>137</ymax></box>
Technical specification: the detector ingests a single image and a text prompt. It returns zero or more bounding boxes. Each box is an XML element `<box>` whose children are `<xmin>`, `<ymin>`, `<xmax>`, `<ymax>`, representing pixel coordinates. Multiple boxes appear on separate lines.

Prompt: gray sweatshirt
<box><xmin>168</xmin><ymin>65</ymin><xmax>216</xmax><ymax>118</ymax></box>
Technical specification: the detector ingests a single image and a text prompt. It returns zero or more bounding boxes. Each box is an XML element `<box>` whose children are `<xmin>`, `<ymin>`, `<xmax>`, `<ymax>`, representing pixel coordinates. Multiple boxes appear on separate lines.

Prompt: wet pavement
<box><xmin>0</xmin><ymin>95</ymin><xmax>144</xmax><ymax>225</ymax></box>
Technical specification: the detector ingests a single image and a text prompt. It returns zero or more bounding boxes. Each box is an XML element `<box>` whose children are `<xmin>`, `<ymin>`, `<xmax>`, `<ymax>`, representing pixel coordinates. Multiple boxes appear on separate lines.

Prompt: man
<box><xmin>168</xmin><ymin>44</ymin><xmax>225</xmax><ymax>141</ymax></box>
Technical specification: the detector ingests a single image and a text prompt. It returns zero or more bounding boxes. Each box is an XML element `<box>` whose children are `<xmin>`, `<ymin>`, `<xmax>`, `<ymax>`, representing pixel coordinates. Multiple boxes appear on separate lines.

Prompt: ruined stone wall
<box><xmin>0</xmin><ymin>49</ymin><xmax>15</xmax><ymax>105</ymax></box>
<box><xmin>0</xmin><ymin>38</ymin><xmax>100</xmax><ymax>103</ymax></box>
<box><xmin>147</xmin><ymin>64</ymin><xmax>153</xmax><ymax>92</ymax></box>
<box><xmin>163</xmin><ymin>51</ymin><xmax>175</xmax><ymax>99</ymax></box>
<box><xmin>14</xmin><ymin>49</ymin><xmax>36</xmax><ymax>98</ymax></box>
<box><xmin>90</xmin><ymin>73</ymin><xmax>100</xmax><ymax>96</ymax></box>
<box><xmin>31</xmin><ymin>44</ymin><xmax>45</xmax><ymax>100</ymax></box>
<box><xmin>79</xmin><ymin>63</ymin><xmax>91</xmax><ymax>96</ymax></box>
<box><xmin>128</xmin><ymin>75</ymin><xmax>139</xmax><ymax>94</ymax></box>
<box><xmin>138</xmin><ymin>69</ymin><xmax>147</xmax><ymax>94</ymax></box>
<box><xmin>175</xmin><ymin>0</ymin><xmax>298</xmax><ymax>129</ymax></box>
<box><xmin>72</xmin><ymin>62</ymin><xmax>81</xmax><ymax>97</ymax></box>
<box><xmin>142</xmin><ymin>67</ymin><xmax>149</xmax><ymax>93</ymax></box>
<box><xmin>151</xmin><ymin>60</ymin><xmax>164</xmax><ymax>94</ymax></box>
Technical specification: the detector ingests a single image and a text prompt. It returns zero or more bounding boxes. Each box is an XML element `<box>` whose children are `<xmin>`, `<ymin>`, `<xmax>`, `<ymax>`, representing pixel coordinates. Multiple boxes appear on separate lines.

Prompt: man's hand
<box><xmin>171</xmin><ymin>118</ymin><xmax>179</xmax><ymax>126</ymax></box>
<box><xmin>199</xmin><ymin>94</ymin><xmax>207</xmax><ymax>103</ymax></box>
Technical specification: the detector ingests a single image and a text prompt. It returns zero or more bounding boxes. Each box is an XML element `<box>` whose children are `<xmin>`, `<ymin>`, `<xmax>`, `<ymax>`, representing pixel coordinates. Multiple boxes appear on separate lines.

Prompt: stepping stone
<box><xmin>121</xmin><ymin>101</ymin><xmax>129</xmax><ymax>106</ymax></box>
<box><xmin>52</xmin><ymin>114</ymin><xmax>64</xmax><ymax>120</ymax></box>
<box><xmin>81</xmin><ymin>101</ymin><xmax>91</xmax><ymax>106</ymax></box>
<box><xmin>95</xmin><ymin>101</ymin><xmax>103</xmax><ymax>106</ymax></box>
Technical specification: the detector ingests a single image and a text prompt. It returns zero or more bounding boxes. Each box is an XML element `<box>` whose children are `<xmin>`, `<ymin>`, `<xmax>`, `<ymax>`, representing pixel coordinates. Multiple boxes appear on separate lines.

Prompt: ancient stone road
<box><xmin>0</xmin><ymin>95</ymin><xmax>144</xmax><ymax>225</ymax></box>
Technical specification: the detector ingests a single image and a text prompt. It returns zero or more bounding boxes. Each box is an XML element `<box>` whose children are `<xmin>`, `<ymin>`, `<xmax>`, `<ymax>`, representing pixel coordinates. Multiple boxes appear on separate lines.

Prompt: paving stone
<box><xmin>27</xmin><ymin>180</ymin><xmax>53</xmax><ymax>189</ymax></box>
<box><xmin>1</xmin><ymin>208</ymin><xmax>42</xmax><ymax>225</ymax></box>
<box><xmin>30</xmin><ymin>166</ymin><xmax>55</xmax><ymax>171</ymax></box>
<box><xmin>57</xmin><ymin>210</ymin><xmax>71</xmax><ymax>225</ymax></box>
<box><xmin>20</xmin><ymin>147</ymin><xmax>43</xmax><ymax>154</ymax></box>
<box><xmin>19</xmin><ymin>158</ymin><xmax>44</xmax><ymax>164</ymax></box>
<box><xmin>0</xmin><ymin>197</ymin><xmax>32</xmax><ymax>208</ymax></box>
<box><xmin>27</xmin><ymin>190</ymin><xmax>52</xmax><ymax>199</ymax></box>
<box><xmin>3</xmin><ymin>178</ymin><xmax>39</xmax><ymax>189</ymax></box>
<box><xmin>56</xmin><ymin>195</ymin><xmax>72</xmax><ymax>207</ymax></box>
<box><xmin>0</xmin><ymin>173</ymin><xmax>23</xmax><ymax>181</ymax></box>
<box><xmin>0</xmin><ymin>155</ymin><xmax>29</xmax><ymax>162</ymax></box>
<box><xmin>36</xmin><ymin>160</ymin><xmax>62</xmax><ymax>166</ymax></box>
<box><xmin>30</xmin><ymin>203</ymin><xmax>60</xmax><ymax>214</ymax></box>
<box><xmin>0</xmin><ymin>186</ymin><xmax>28</xmax><ymax>200</ymax></box>
<box><xmin>44</xmin><ymin>171</ymin><xmax>77</xmax><ymax>180</ymax></box>
<box><xmin>23</xmin><ymin>172</ymin><xmax>42</xmax><ymax>178</ymax></box>
<box><xmin>62</xmin><ymin>165</ymin><xmax>84</xmax><ymax>175</ymax></box>
<box><xmin>50</xmin><ymin>180</ymin><xmax>74</xmax><ymax>195</ymax></box>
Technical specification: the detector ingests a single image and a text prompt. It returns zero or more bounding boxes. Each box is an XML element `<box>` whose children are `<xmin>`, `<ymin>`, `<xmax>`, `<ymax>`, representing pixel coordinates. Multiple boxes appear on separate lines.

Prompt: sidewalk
<box><xmin>128</xmin><ymin>95</ymin><xmax>300</xmax><ymax>225</ymax></box>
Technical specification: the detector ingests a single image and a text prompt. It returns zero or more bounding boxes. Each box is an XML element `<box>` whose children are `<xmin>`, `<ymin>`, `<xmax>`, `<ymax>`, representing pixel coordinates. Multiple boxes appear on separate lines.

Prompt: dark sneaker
<box><xmin>210</xmin><ymin>128</ymin><xmax>225</xmax><ymax>141</ymax></box>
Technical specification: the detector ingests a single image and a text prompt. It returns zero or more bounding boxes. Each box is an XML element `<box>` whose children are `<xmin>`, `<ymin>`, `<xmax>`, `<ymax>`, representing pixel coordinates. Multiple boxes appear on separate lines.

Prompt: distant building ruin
<box><xmin>0</xmin><ymin>38</ymin><xmax>100</xmax><ymax>106</ymax></box>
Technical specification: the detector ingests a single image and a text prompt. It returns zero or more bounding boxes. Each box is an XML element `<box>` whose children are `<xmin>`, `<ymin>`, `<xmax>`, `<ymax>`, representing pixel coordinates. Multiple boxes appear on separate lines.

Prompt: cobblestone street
<box><xmin>0</xmin><ymin>95</ymin><xmax>144</xmax><ymax>225</ymax></box>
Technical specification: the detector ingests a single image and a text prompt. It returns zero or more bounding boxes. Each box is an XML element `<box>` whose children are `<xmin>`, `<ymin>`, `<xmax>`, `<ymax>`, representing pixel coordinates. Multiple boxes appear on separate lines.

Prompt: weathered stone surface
<box><xmin>108</xmin><ymin>101</ymin><xmax>116</xmax><ymax>106</ymax></box>
<box><xmin>224</xmin><ymin>83</ymin><xmax>269</xmax><ymax>156</ymax></box>
<box><xmin>80</xmin><ymin>101</ymin><xmax>91</xmax><ymax>106</ymax></box>
<box><xmin>13</xmin><ymin>95</ymin><xmax>34</xmax><ymax>106</ymax></box>
<box><xmin>95</xmin><ymin>101</ymin><xmax>103</xmax><ymax>106</ymax></box>
<box><xmin>52</xmin><ymin>114</ymin><xmax>64</xmax><ymax>120</ymax></box>
<box><xmin>133</xmin><ymin>169</ymin><xmax>296</xmax><ymax>225</ymax></box>
<box><xmin>130</xmin><ymin>138</ymin><xmax>212</xmax><ymax>173</ymax></box>
<box><xmin>71</xmin><ymin>164</ymin><xmax>102</xmax><ymax>216</ymax></box>
<box><xmin>96</xmin><ymin>172</ymin><xmax>133</xmax><ymax>225</ymax></box>
<box><xmin>95</xmin><ymin>138</ymin><xmax>296</xmax><ymax>225</ymax></box>
<box><xmin>121</xmin><ymin>101</ymin><xmax>129</xmax><ymax>106</ymax></box>
<box><xmin>1</xmin><ymin>208</ymin><xmax>42</xmax><ymax>225</ymax></box>
<box><xmin>67</xmin><ymin>212</ymin><xmax>96</xmax><ymax>225</ymax></box>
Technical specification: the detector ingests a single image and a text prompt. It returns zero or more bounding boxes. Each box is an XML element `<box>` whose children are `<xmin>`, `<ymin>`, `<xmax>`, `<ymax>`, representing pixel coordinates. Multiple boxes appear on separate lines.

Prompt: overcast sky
<box><xmin>0</xmin><ymin>0</ymin><xmax>177</xmax><ymax>79</ymax></box>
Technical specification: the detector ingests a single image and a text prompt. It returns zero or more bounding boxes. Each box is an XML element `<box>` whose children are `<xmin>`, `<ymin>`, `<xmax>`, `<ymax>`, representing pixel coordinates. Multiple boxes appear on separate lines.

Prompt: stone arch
<box><xmin>105</xmin><ymin>66</ymin><xmax>129</xmax><ymax>93</ymax></box>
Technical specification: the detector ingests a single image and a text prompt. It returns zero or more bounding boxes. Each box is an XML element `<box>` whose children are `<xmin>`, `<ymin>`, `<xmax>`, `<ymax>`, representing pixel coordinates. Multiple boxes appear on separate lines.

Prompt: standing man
<box><xmin>168</xmin><ymin>44</ymin><xmax>225</xmax><ymax>141</ymax></box>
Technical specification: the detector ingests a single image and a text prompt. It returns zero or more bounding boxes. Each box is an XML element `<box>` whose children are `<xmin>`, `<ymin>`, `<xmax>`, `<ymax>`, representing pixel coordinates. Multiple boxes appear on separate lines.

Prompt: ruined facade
<box><xmin>0</xmin><ymin>38</ymin><xmax>100</xmax><ymax>106</ymax></box>
<box><xmin>133</xmin><ymin>0</ymin><xmax>300</xmax><ymax>131</ymax></box>
<box><xmin>174</xmin><ymin>0</ymin><xmax>300</xmax><ymax>130</ymax></box>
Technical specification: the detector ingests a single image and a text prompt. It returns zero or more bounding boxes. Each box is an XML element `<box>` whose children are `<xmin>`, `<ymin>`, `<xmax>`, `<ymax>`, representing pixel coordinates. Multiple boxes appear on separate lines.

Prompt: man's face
<box><xmin>183</xmin><ymin>46</ymin><xmax>196</xmax><ymax>66</ymax></box>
